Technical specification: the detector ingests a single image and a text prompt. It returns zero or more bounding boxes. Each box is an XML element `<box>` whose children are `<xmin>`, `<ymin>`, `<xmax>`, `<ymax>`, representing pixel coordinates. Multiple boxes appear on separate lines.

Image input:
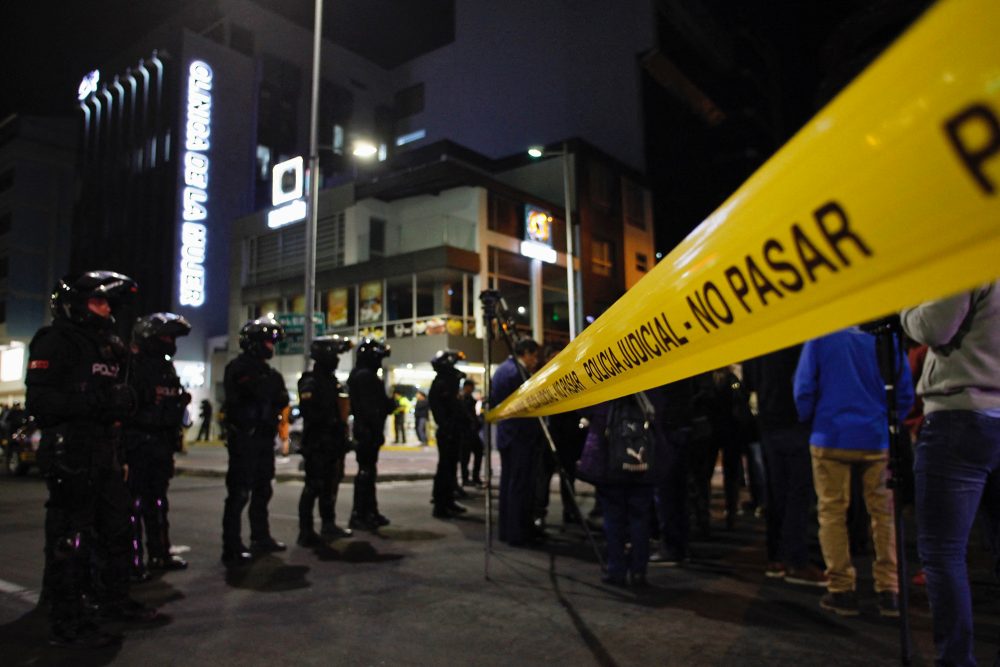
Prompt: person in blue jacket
<box><xmin>794</xmin><ymin>325</ymin><xmax>913</xmax><ymax>618</ymax></box>
<box><xmin>492</xmin><ymin>338</ymin><xmax>542</xmax><ymax>546</ymax></box>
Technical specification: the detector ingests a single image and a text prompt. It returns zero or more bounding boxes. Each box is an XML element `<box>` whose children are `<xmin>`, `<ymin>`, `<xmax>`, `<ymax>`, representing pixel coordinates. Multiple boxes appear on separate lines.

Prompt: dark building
<box><xmin>55</xmin><ymin>0</ymin><xmax>656</xmax><ymax>404</ymax></box>
<box><xmin>0</xmin><ymin>115</ymin><xmax>76</xmax><ymax>401</ymax></box>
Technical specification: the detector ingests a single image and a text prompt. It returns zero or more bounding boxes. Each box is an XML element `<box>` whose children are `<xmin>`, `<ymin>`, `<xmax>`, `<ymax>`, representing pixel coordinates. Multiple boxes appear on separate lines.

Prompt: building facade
<box><xmin>61</xmin><ymin>0</ymin><xmax>656</xmax><ymax>405</ymax></box>
<box><xmin>0</xmin><ymin>115</ymin><xmax>76</xmax><ymax>403</ymax></box>
<box><xmin>229</xmin><ymin>139</ymin><xmax>654</xmax><ymax>400</ymax></box>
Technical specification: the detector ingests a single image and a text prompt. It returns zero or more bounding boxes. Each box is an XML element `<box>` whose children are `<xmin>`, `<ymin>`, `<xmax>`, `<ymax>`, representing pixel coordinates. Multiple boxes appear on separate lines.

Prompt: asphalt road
<box><xmin>1</xmin><ymin>473</ymin><xmax>998</xmax><ymax>666</ymax></box>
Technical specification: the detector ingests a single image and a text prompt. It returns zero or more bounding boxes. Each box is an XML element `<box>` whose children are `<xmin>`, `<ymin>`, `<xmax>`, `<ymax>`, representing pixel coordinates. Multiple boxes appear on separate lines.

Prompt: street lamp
<box><xmin>303</xmin><ymin>0</ymin><xmax>324</xmax><ymax>370</ymax></box>
<box><xmin>527</xmin><ymin>142</ymin><xmax>579</xmax><ymax>339</ymax></box>
<box><xmin>352</xmin><ymin>140</ymin><xmax>378</xmax><ymax>158</ymax></box>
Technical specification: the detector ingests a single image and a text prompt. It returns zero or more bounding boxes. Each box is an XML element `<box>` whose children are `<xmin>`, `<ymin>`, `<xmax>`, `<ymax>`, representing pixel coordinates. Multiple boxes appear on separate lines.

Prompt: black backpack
<box><xmin>604</xmin><ymin>392</ymin><xmax>656</xmax><ymax>481</ymax></box>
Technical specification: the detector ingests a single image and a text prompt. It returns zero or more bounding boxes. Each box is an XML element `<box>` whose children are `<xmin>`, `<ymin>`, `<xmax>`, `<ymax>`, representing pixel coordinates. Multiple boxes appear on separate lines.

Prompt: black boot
<box><xmin>296</xmin><ymin>530</ymin><xmax>321</xmax><ymax>547</ymax></box>
<box><xmin>320</xmin><ymin>522</ymin><xmax>352</xmax><ymax>539</ymax></box>
<box><xmin>221</xmin><ymin>543</ymin><xmax>252</xmax><ymax>565</ymax></box>
<box><xmin>250</xmin><ymin>538</ymin><xmax>287</xmax><ymax>553</ymax></box>
<box><xmin>50</xmin><ymin>620</ymin><xmax>121</xmax><ymax>649</ymax></box>
<box><xmin>148</xmin><ymin>554</ymin><xmax>188</xmax><ymax>571</ymax></box>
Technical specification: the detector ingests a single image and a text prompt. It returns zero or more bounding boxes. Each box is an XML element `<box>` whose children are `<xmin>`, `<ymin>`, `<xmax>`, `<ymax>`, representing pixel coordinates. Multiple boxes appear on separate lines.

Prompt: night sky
<box><xmin>0</xmin><ymin>1</ymin><xmax>183</xmax><ymax>119</ymax></box>
<box><xmin>0</xmin><ymin>0</ymin><xmax>932</xmax><ymax>253</ymax></box>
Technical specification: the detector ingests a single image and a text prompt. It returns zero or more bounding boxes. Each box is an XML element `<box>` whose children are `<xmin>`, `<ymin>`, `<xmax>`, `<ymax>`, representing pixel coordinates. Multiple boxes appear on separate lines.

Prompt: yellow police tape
<box><xmin>488</xmin><ymin>0</ymin><xmax>1000</xmax><ymax>421</ymax></box>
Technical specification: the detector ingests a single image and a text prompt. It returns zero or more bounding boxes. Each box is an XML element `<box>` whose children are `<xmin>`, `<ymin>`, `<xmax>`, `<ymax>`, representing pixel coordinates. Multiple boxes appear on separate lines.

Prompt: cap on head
<box><xmin>239</xmin><ymin>317</ymin><xmax>285</xmax><ymax>359</ymax></box>
<box><xmin>50</xmin><ymin>270</ymin><xmax>138</xmax><ymax>329</ymax></box>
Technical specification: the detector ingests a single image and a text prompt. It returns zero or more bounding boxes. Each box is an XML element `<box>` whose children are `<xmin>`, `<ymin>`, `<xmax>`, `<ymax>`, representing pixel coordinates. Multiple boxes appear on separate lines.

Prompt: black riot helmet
<box><xmin>50</xmin><ymin>270</ymin><xmax>137</xmax><ymax>330</ymax></box>
<box><xmin>431</xmin><ymin>349</ymin><xmax>466</xmax><ymax>373</ymax></box>
<box><xmin>239</xmin><ymin>318</ymin><xmax>285</xmax><ymax>360</ymax></box>
<box><xmin>310</xmin><ymin>335</ymin><xmax>353</xmax><ymax>368</ymax></box>
<box><xmin>133</xmin><ymin>312</ymin><xmax>192</xmax><ymax>358</ymax></box>
<box><xmin>355</xmin><ymin>337</ymin><xmax>390</xmax><ymax>369</ymax></box>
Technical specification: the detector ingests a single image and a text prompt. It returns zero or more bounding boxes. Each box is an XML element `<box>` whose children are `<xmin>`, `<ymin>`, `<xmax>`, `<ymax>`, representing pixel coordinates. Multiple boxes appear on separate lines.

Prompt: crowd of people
<box><xmin>487</xmin><ymin>282</ymin><xmax>999</xmax><ymax>667</ymax></box>
<box><xmin>18</xmin><ymin>268</ymin><xmax>999</xmax><ymax>665</ymax></box>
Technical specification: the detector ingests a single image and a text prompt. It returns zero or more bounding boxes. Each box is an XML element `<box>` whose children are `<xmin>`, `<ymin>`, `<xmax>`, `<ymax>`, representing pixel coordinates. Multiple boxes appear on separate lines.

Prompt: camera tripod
<box><xmin>479</xmin><ymin>289</ymin><xmax>605</xmax><ymax>578</ymax></box>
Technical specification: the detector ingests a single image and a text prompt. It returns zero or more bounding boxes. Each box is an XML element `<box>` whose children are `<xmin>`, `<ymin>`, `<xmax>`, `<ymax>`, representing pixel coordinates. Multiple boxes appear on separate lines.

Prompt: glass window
<box><xmin>464</xmin><ymin>274</ymin><xmax>474</xmax><ymax>320</ymax></box>
<box><xmin>588</xmin><ymin>162</ymin><xmax>611</xmax><ymax>209</ymax></box>
<box><xmin>543</xmin><ymin>288</ymin><xmax>569</xmax><ymax>334</ymax></box>
<box><xmin>636</xmin><ymin>253</ymin><xmax>648</xmax><ymax>273</ymax></box>
<box><xmin>255</xmin><ymin>145</ymin><xmax>271</xmax><ymax>181</ymax></box>
<box><xmin>443</xmin><ymin>281</ymin><xmax>463</xmax><ymax>316</ymax></box>
<box><xmin>623</xmin><ymin>179</ymin><xmax>646</xmax><ymax>229</ymax></box>
<box><xmin>542</xmin><ymin>262</ymin><xmax>567</xmax><ymax>292</ymax></box>
<box><xmin>359</xmin><ymin>281</ymin><xmax>383</xmax><ymax>324</ymax></box>
<box><xmin>386</xmin><ymin>275</ymin><xmax>413</xmax><ymax>322</ymax></box>
<box><xmin>593</xmin><ymin>239</ymin><xmax>614</xmax><ymax>277</ymax></box>
<box><xmin>324</xmin><ymin>287</ymin><xmax>353</xmax><ymax>328</ymax></box>
<box><xmin>415</xmin><ymin>275</ymin><xmax>437</xmax><ymax>318</ymax></box>
<box><xmin>394</xmin><ymin>83</ymin><xmax>425</xmax><ymax>119</ymax></box>
<box><xmin>497</xmin><ymin>279</ymin><xmax>531</xmax><ymax>328</ymax></box>
<box><xmin>488</xmin><ymin>193</ymin><xmax>520</xmax><ymax>236</ymax></box>
<box><xmin>333</xmin><ymin>124</ymin><xmax>345</xmax><ymax>155</ymax></box>
<box><xmin>494</xmin><ymin>249</ymin><xmax>531</xmax><ymax>280</ymax></box>
<box><xmin>370</xmin><ymin>217</ymin><xmax>386</xmax><ymax>258</ymax></box>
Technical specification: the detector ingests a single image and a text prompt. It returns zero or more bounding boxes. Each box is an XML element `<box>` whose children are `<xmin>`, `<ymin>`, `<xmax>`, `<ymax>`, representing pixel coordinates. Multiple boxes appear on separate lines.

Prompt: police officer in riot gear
<box><xmin>429</xmin><ymin>350</ymin><xmax>469</xmax><ymax>519</ymax></box>
<box><xmin>348</xmin><ymin>337</ymin><xmax>395</xmax><ymax>531</ymax></box>
<box><xmin>26</xmin><ymin>271</ymin><xmax>157</xmax><ymax>648</ymax></box>
<box><xmin>297</xmin><ymin>335</ymin><xmax>354</xmax><ymax>546</ymax></box>
<box><xmin>124</xmin><ymin>313</ymin><xmax>192</xmax><ymax>579</ymax></box>
<box><xmin>221</xmin><ymin>318</ymin><xmax>290</xmax><ymax>564</ymax></box>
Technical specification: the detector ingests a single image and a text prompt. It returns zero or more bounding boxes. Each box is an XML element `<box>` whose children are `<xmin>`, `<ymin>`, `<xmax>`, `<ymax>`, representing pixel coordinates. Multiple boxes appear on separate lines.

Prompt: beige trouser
<box><xmin>810</xmin><ymin>446</ymin><xmax>898</xmax><ymax>594</ymax></box>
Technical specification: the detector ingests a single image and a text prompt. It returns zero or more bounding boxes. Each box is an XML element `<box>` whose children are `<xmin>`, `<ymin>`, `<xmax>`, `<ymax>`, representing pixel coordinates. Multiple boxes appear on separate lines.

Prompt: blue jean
<box><xmin>499</xmin><ymin>442</ymin><xmax>538</xmax><ymax>545</ymax></box>
<box><xmin>598</xmin><ymin>484</ymin><xmax>655</xmax><ymax>578</ymax></box>
<box><xmin>760</xmin><ymin>424</ymin><xmax>813</xmax><ymax>567</ymax></box>
<box><xmin>915</xmin><ymin>410</ymin><xmax>1000</xmax><ymax>667</ymax></box>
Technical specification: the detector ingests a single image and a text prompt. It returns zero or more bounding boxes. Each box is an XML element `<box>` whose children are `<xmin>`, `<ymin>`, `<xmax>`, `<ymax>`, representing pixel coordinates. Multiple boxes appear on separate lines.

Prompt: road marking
<box><xmin>0</xmin><ymin>578</ymin><xmax>40</xmax><ymax>606</ymax></box>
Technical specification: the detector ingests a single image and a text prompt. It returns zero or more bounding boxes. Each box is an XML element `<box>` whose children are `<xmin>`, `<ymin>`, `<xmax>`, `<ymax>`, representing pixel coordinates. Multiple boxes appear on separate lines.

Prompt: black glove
<box><xmin>102</xmin><ymin>383</ymin><xmax>136</xmax><ymax>420</ymax></box>
<box><xmin>98</xmin><ymin>332</ymin><xmax>129</xmax><ymax>362</ymax></box>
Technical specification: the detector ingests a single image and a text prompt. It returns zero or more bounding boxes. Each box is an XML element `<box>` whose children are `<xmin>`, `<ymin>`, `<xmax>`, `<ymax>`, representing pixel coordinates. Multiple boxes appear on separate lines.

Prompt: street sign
<box><xmin>276</xmin><ymin>312</ymin><xmax>325</xmax><ymax>355</ymax></box>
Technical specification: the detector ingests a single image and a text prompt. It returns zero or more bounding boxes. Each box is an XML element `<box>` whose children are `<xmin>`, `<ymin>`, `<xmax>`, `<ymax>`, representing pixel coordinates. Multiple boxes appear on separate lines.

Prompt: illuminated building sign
<box><xmin>268</xmin><ymin>199</ymin><xmax>307</xmax><ymax>228</ymax></box>
<box><xmin>77</xmin><ymin>70</ymin><xmax>100</xmax><ymax>100</ymax></box>
<box><xmin>521</xmin><ymin>205</ymin><xmax>556</xmax><ymax>263</ymax></box>
<box><xmin>178</xmin><ymin>60</ymin><xmax>213</xmax><ymax>307</ymax></box>
<box><xmin>267</xmin><ymin>156</ymin><xmax>307</xmax><ymax>229</ymax></box>
<box><xmin>525</xmin><ymin>205</ymin><xmax>553</xmax><ymax>246</ymax></box>
<box><xmin>174</xmin><ymin>361</ymin><xmax>206</xmax><ymax>388</ymax></box>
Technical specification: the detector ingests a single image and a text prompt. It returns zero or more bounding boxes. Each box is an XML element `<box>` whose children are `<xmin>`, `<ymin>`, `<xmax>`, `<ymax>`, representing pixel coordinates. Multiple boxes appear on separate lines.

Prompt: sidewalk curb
<box><xmin>174</xmin><ymin>467</ymin><xmax>435</xmax><ymax>483</ymax></box>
